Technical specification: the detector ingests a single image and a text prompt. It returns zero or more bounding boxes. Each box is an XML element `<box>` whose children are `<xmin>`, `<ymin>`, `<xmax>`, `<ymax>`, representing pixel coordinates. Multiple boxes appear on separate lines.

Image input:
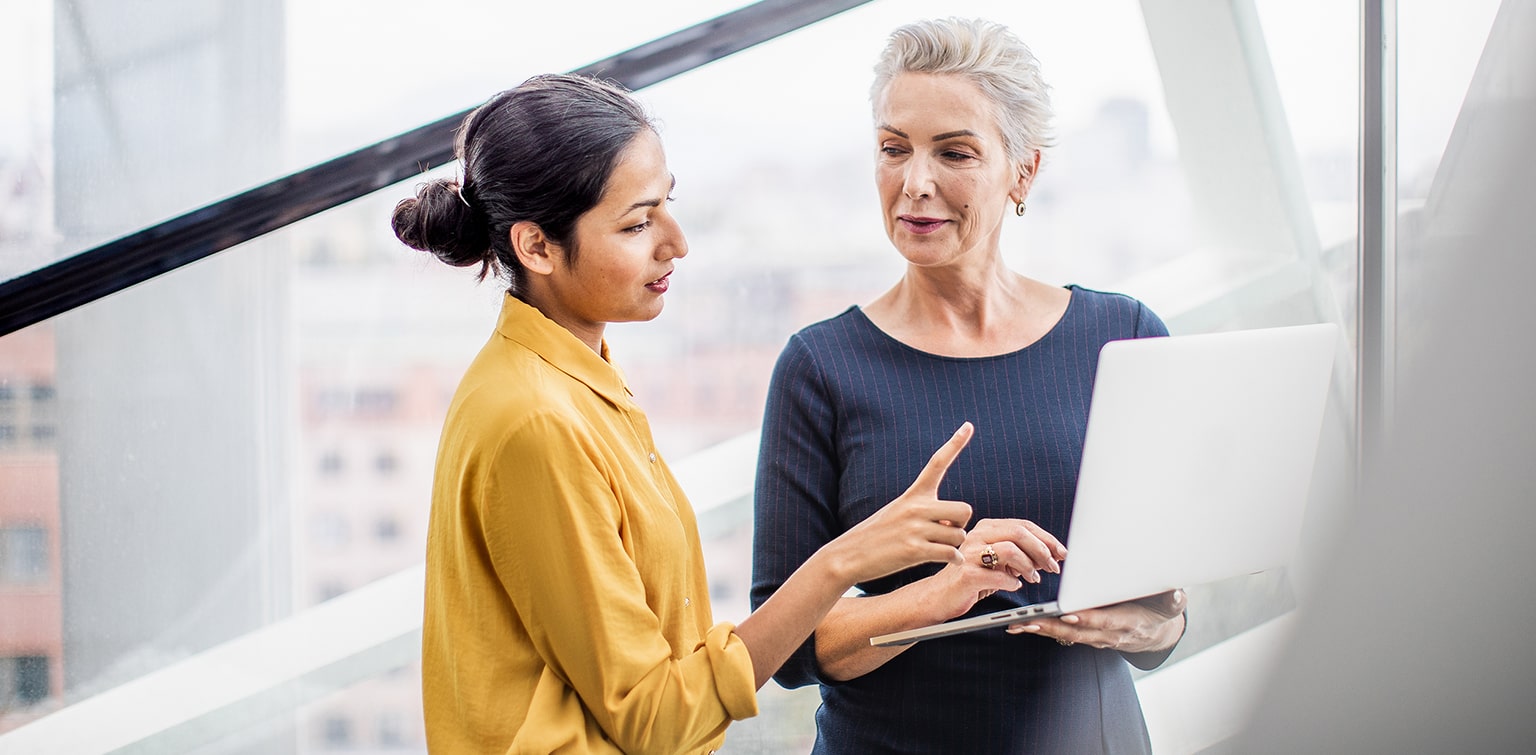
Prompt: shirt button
<box><xmin>648</xmin><ymin>452</ymin><xmax>657</xmax><ymax>463</ymax></box>
<box><xmin>684</xmin><ymin>597</ymin><xmax>691</xmax><ymax>607</ymax></box>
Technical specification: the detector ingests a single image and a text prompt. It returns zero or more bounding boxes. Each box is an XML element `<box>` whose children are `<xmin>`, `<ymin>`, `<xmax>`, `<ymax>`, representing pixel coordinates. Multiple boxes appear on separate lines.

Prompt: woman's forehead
<box><xmin>877</xmin><ymin>74</ymin><xmax>1001</xmax><ymax>139</ymax></box>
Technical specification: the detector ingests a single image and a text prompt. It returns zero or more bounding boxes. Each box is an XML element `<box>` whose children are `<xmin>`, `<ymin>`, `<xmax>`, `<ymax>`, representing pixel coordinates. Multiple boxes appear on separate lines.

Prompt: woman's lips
<box><xmin>899</xmin><ymin>215</ymin><xmax>947</xmax><ymax>235</ymax></box>
<box><xmin>646</xmin><ymin>271</ymin><xmax>671</xmax><ymax>293</ymax></box>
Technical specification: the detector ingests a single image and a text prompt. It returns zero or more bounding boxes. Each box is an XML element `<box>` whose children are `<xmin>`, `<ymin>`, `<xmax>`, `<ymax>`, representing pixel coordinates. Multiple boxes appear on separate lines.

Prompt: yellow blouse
<box><xmin>421</xmin><ymin>295</ymin><xmax>758</xmax><ymax>754</ymax></box>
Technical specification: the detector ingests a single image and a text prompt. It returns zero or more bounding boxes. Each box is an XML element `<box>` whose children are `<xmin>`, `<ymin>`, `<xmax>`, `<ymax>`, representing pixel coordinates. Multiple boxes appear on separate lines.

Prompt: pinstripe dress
<box><xmin>751</xmin><ymin>285</ymin><xmax>1172</xmax><ymax>754</ymax></box>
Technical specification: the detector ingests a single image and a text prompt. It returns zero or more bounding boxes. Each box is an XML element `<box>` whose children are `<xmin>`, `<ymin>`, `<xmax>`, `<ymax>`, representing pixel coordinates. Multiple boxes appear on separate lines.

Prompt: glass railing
<box><xmin>1</xmin><ymin>0</ymin><xmax>1509</xmax><ymax>751</ymax></box>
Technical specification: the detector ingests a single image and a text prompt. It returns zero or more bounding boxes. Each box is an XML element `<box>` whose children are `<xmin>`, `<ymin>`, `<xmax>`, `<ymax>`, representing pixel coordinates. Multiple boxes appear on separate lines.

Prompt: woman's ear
<box><xmin>510</xmin><ymin>221</ymin><xmax>557</xmax><ymax>276</ymax></box>
<box><xmin>1011</xmin><ymin>149</ymin><xmax>1042</xmax><ymax>205</ymax></box>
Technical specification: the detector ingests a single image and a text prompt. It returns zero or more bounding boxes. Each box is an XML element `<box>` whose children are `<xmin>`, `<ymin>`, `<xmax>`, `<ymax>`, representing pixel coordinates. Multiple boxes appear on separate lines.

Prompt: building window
<box><xmin>315</xmin><ymin>388</ymin><xmax>351</xmax><ymax>414</ymax></box>
<box><xmin>315</xmin><ymin>387</ymin><xmax>399</xmax><ymax>418</ymax></box>
<box><xmin>378</xmin><ymin>711</ymin><xmax>405</xmax><ymax>747</ymax></box>
<box><xmin>374</xmin><ymin>450</ymin><xmax>398</xmax><ymax>475</ymax></box>
<box><xmin>28</xmin><ymin>384</ymin><xmax>55</xmax><ymax>402</ymax></box>
<box><xmin>354</xmin><ymin>388</ymin><xmax>398</xmax><ymax>415</ymax></box>
<box><xmin>0</xmin><ymin>655</ymin><xmax>50</xmax><ymax>707</ymax></box>
<box><xmin>319</xmin><ymin>450</ymin><xmax>345</xmax><ymax>476</ymax></box>
<box><xmin>374</xmin><ymin>516</ymin><xmax>400</xmax><ymax>544</ymax></box>
<box><xmin>0</xmin><ymin>526</ymin><xmax>48</xmax><ymax>584</ymax></box>
<box><xmin>322</xmin><ymin>715</ymin><xmax>353</xmax><ymax>747</ymax></box>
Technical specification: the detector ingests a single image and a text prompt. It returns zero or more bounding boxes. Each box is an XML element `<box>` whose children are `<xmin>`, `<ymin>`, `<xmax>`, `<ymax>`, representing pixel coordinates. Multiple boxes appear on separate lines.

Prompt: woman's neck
<box><xmin>863</xmin><ymin>260</ymin><xmax>1069</xmax><ymax>358</ymax></box>
<box><xmin>521</xmin><ymin>289</ymin><xmax>606</xmax><ymax>355</ymax></box>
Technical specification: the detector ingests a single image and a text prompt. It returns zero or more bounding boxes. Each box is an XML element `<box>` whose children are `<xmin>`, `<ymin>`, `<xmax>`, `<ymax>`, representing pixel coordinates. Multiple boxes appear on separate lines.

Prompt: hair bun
<box><xmin>392</xmin><ymin>179</ymin><xmax>494</xmax><ymax>275</ymax></box>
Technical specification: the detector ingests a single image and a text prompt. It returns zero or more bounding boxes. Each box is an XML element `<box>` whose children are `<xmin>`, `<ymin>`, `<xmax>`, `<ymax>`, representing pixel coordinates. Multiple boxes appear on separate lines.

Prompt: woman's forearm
<box><xmin>734</xmin><ymin>548</ymin><xmax>853</xmax><ymax>689</ymax></box>
<box><xmin>740</xmin><ymin>423</ymin><xmax>976</xmax><ymax>688</ymax></box>
<box><xmin>812</xmin><ymin>581</ymin><xmax>956</xmax><ymax>681</ymax></box>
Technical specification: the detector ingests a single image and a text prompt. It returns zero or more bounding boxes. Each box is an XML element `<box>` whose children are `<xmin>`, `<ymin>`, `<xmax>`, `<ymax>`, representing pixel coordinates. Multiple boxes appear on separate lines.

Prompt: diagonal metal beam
<box><xmin>0</xmin><ymin>0</ymin><xmax>872</xmax><ymax>337</ymax></box>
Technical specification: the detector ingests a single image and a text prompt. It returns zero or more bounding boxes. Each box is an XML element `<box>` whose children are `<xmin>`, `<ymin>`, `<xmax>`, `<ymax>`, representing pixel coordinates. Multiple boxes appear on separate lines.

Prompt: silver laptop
<box><xmin>871</xmin><ymin>322</ymin><xmax>1339</xmax><ymax>647</ymax></box>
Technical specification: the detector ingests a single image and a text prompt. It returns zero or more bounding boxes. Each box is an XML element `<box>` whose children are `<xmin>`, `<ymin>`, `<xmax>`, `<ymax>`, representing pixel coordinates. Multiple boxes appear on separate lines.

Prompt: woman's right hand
<box><xmin>821</xmin><ymin>423</ymin><xmax>977</xmax><ymax>586</ymax></box>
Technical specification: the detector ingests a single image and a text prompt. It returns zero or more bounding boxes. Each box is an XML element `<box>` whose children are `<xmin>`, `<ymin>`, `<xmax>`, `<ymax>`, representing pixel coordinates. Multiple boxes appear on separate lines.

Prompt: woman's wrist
<box><xmin>1137</xmin><ymin>609</ymin><xmax>1187</xmax><ymax>654</ymax></box>
<box><xmin>802</xmin><ymin>544</ymin><xmax>857</xmax><ymax>596</ymax></box>
<box><xmin>902</xmin><ymin>570</ymin><xmax>970</xmax><ymax>624</ymax></box>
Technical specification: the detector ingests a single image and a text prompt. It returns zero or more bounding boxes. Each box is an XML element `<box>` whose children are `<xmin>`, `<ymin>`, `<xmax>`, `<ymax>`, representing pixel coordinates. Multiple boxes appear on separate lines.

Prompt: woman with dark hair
<box><xmin>751</xmin><ymin>18</ymin><xmax>1187</xmax><ymax>753</ymax></box>
<box><xmin>392</xmin><ymin>73</ymin><xmax>977</xmax><ymax>754</ymax></box>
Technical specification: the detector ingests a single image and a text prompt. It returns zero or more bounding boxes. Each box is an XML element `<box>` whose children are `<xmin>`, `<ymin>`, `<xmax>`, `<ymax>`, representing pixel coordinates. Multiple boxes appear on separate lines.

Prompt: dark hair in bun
<box><xmin>392</xmin><ymin>74</ymin><xmax>655</xmax><ymax>295</ymax></box>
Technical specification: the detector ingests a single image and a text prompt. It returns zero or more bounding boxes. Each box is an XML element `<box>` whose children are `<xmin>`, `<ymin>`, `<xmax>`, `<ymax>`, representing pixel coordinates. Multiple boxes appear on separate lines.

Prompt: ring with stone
<box><xmin>980</xmin><ymin>544</ymin><xmax>999</xmax><ymax>569</ymax></box>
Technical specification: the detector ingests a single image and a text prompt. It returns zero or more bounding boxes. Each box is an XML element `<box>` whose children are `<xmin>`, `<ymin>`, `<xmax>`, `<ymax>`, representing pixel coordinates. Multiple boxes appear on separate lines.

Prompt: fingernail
<box><xmin>1027</xmin><ymin>570</ymin><xmax>1040</xmax><ymax>583</ymax></box>
<box><xmin>1061</xmin><ymin>614</ymin><xmax>1079</xmax><ymax>624</ymax></box>
<box><xmin>1006</xmin><ymin>626</ymin><xmax>1025</xmax><ymax>634</ymax></box>
<box><xmin>1018</xmin><ymin>624</ymin><xmax>1039</xmax><ymax>632</ymax></box>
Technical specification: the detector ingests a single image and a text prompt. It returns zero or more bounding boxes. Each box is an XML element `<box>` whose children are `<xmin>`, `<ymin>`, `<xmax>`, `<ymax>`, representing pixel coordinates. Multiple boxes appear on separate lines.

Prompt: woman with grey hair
<box><xmin>752</xmin><ymin>18</ymin><xmax>1186</xmax><ymax>752</ymax></box>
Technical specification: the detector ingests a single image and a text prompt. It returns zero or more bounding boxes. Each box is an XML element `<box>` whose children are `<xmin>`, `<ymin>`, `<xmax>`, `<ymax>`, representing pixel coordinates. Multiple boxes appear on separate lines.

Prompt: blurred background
<box><xmin>0</xmin><ymin>0</ymin><xmax>1520</xmax><ymax>752</ymax></box>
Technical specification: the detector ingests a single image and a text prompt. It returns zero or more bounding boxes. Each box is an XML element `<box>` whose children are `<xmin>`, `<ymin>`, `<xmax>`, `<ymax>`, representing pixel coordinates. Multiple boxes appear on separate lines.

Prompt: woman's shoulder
<box><xmin>1064</xmin><ymin>284</ymin><xmax>1168</xmax><ymax>337</ymax></box>
<box><xmin>1065</xmin><ymin>283</ymin><xmax>1148</xmax><ymax>312</ymax></box>
<box><xmin>782</xmin><ymin>306</ymin><xmax>877</xmax><ymax>351</ymax></box>
<box><xmin>793</xmin><ymin>305</ymin><xmax>866</xmax><ymax>335</ymax></box>
<box><xmin>767</xmin><ymin>306</ymin><xmax>894</xmax><ymax>387</ymax></box>
<box><xmin>452</xmin><ymin>341</ymin><xmax>593</xmax><ymax>438</ymax></box>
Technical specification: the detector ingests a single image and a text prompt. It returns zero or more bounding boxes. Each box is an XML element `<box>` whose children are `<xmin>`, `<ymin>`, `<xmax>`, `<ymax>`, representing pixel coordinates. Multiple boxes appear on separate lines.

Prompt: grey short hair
<box><xmin>871</xmin><ymin>17</ymin><xmax>1055</xmax><ymax>169</ymax></box>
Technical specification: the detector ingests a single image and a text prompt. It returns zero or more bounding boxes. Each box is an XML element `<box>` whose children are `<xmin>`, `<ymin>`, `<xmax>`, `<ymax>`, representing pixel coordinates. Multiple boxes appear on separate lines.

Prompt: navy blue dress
<box><xmin>751</xmin><ymin>286</ymin><xmax>1172</xmax><ymax>754</ymax></box>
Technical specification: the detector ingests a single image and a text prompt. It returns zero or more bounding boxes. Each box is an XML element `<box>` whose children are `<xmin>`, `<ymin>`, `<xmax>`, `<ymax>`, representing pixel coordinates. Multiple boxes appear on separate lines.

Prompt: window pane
<box><xmin>0</xmin><ymin>0</ymin><xmax>1367</xmax><ymax>749</ymax></box>
<box><xmin>13</xmin><ymin>656</ymin><xmax>48</xmax><ymax>705</ymax></box>
<box><xmin>1</xmin><ymin>528</ymin><xmax>49</xmax><ymax>584</ymax></box>
<box><xmin>1</xmin><ymin>0</ymin><xmax>759</xmax><ymax>284</ymax></box>
<box><xmin>1395</xmin><ymin>0</ymin><xmax>1503</xmax><ymax>362</ymax></box>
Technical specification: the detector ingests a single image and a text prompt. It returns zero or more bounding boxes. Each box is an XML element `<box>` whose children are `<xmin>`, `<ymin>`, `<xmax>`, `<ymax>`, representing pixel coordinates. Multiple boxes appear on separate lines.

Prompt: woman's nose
<box><xmin>904</xmin><ymin>156</ymin><xmax>935</xmax><ymax>199</ymax></box>
<box><xmin>659</xmin><ymin>213</ymin><xmax>688</xmax><ymax>259</ymax></box>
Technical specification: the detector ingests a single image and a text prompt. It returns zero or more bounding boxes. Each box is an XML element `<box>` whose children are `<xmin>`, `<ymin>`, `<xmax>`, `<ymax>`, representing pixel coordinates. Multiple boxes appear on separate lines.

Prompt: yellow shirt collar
<box><xmin>493</xmin><ymin>293</ymin><xmax>634</xmax><ymax>402</ymax></box>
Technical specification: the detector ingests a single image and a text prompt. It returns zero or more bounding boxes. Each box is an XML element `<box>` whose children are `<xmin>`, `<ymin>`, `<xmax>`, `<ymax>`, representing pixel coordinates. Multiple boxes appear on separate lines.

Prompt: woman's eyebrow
<box><xmin>877</xmin><ymin>125</ymin><xmax>981</xmax><ymax>142</ymax></box>
<box><xmin>932</xmin><ymin>129</ymin><xmax>981</xmax><ymax>141</ymax></box>
<box><xmin>620</xmin><ymin>175</ymin><xmax>678</xmax><ymax>215</ymax></box>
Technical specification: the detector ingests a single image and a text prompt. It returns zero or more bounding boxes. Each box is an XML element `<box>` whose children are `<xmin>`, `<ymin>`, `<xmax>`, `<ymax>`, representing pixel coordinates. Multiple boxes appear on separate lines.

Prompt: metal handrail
<box><xmin>0</xmin><ymin>0</ymin><xmax>872</xmax><ymax>337</ymax></box>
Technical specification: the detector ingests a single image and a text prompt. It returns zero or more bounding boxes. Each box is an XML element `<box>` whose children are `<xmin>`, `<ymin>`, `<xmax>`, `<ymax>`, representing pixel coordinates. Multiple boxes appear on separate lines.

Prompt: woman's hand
<box><xmin>1006</xmin><ymin>589</ymin><xmax>1187</xmax><ymax>653</ymax></box>
<box><xmin>966</xmin><ymin>518</ymin><xmax>1067</xmax><ymax>586</ymax></box>
<box><xmin>919</xmin><ymin>518</ymin><xmax>1068</xmax><ymax>620</ymax></box>
<box><xmin>821</xmin><ymin>423</ymin><xmax>977</xmax><ymax>586</ymax></box>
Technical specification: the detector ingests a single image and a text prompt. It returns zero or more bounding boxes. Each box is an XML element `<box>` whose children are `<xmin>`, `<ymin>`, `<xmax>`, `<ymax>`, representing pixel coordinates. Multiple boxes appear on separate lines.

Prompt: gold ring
<box><xmin>980</xmin><ymin>545</ymin><xmax>998</xmax><ymax>569</ymax></box>
<box><xmin>1057</xmin><ymin>638</ymin><xmax>1073</xmax><ymax>646</ymax></box>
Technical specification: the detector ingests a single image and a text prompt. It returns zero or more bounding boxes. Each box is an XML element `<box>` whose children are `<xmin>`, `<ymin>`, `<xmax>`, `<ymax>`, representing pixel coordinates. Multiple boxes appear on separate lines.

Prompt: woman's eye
<box><xmin>943</xmin><ymin>150</ymin><xmax>974</xmax><ymax>161</ymax></box>
<box><xmin>880</xmin><ymin>145</ymin><xmax>907</xmax><ymax>156</ymax></box>
<box><xmin>625</xmin><ymin>221</ymin><xmax>652</xmax><ymax>234</ymax></box>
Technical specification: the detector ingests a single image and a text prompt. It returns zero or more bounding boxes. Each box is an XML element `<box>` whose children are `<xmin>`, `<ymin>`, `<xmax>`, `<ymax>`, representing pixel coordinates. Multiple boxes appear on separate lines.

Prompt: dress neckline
<box><xmin>846</xmin><ymin>284</ymin><xmax>1079</xmax><ymax>362</ymax></box>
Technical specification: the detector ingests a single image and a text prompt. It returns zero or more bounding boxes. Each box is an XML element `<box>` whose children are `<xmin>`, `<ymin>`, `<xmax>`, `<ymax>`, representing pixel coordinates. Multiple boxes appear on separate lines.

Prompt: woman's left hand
<box><xmin>1006</xmin><ymin>589</ymin><xmax>1187</xmax><ymax>653</ymax></box>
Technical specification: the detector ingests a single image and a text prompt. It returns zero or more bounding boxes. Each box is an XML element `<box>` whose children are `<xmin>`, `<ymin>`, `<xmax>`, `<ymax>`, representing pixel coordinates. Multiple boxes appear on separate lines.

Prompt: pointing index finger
<box><xmin>909</xmin><ymin>422</ymin><xmax>974</xmax><ymax>494</ymax></box>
